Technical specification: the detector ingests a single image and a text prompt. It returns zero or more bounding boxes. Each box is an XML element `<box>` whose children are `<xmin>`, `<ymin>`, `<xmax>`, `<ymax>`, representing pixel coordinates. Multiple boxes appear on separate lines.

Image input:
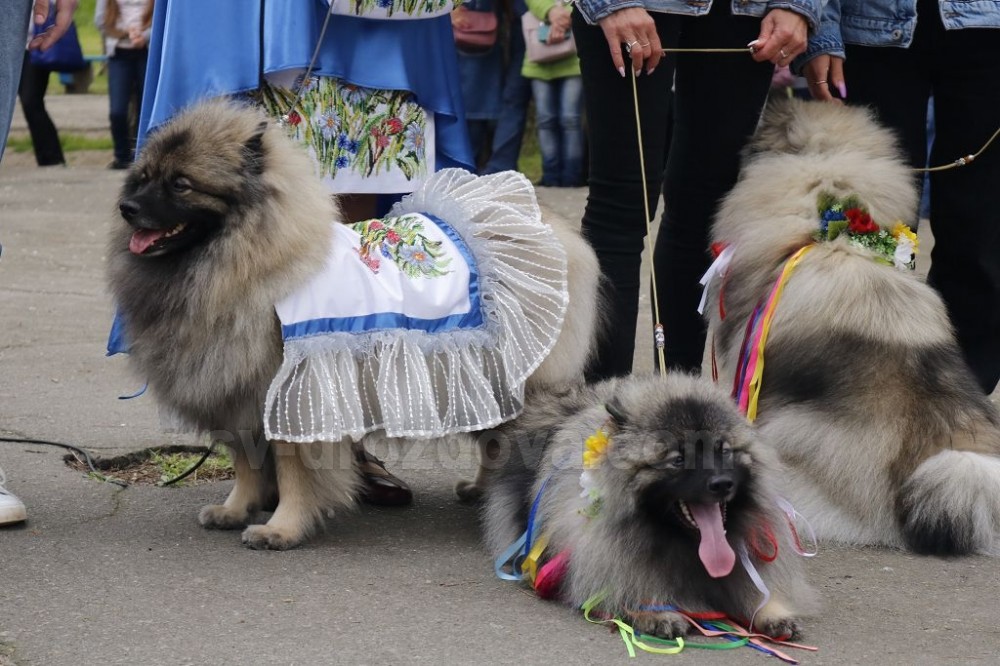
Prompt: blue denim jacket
<box><xmin>575</xmin><ymin>0</ymin><xmax>822</xmax><ymax>30</ymax></box>
<box><xmin>803</xmin><ymin>0</ymin><xmax>1000</xmax><ymax>62</ymax></box>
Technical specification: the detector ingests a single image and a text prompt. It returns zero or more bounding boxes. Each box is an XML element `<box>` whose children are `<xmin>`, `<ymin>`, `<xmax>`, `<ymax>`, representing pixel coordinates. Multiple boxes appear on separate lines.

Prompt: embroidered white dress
<box><xmin>264</xmin><ymin>169</ymin><xmax>570</xmax><ymax>442</ymax></box>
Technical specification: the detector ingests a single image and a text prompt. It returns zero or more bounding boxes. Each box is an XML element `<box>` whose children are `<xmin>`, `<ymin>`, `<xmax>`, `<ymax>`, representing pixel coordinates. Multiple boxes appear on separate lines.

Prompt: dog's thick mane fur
<box><xmin>108</xmin><ymin>100</ymin><xmax>337</xmax><ymax>432</ymax></box>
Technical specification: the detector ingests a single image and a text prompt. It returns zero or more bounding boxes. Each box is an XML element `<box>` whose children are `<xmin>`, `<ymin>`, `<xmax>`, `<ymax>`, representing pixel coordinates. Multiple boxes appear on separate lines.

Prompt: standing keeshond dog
<box><xmin>706</xmin><ymin>99</ymin><xmax>1000</xmax><ymax>556</ymax></box>
<box><xmin>107</xmin><ymin>100</ymin><xmax>600</xmax><ymax>550</ymax></box>
<box><xmin>482</xmin><ymin>374</ymin><xmax>816</xmax><ymax>638</ymax></box>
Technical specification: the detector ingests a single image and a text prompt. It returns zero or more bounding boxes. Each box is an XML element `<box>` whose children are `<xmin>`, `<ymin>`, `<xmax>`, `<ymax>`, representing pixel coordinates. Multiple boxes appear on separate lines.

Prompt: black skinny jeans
<box><xmin>574</xmin><ymin>3</ymin><xmax>774</xmax><ymax>379</ymax></box>
<box><xmin>844</xmin><ymin>0</ymin><xmax>1000</xmax><ymax>394</ymax></box>
<box><xmin>17</xmin><ymin>52</ymin><xmax>65</xmax><ymax>166</ymax></box>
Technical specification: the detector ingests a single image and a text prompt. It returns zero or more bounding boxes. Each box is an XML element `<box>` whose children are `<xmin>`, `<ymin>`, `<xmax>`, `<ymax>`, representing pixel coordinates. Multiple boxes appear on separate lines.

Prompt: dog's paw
<box><xmin>199</xmin><ymin>504</ymin><xmax>250</xmax><ymax>530</ymax></box>
<box><xmin>630</xmin><ymin>611</ymin><xmax>690</xmax><ymax>640</ymax></box>
<box><xmin>454</xmin><ymin>479</ymin><xmax>484</xmax><ymax>504</ymax></box>
<box><xmin>755</xmin><ymin>617</ymin><xmax>800</xmax><ymax>641</ymax></box>
<box><xmin>241</xmin><ymin>524</ymin><xmax>303</xmax><ymax>551</ymax></box>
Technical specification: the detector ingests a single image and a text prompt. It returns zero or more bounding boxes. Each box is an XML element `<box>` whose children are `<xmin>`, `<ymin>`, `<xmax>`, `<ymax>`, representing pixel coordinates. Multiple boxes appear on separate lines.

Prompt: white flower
<box><xmin>894</xmin><ymin>237</ymin><xmax>915</xmax><ymax>270</ymax></box>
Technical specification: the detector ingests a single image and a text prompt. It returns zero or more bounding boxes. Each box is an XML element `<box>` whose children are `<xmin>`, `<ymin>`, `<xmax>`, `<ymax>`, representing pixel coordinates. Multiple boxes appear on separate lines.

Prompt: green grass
<box><xmin>149</xmin><ymin>448</ymin><xmax>233</xmax><ymax>487</ymax></box>
<box><xmin>6</xmin><ymin>133</ymin><xmax>112</xmax><ymax>153</ymax></box>
<box><xmin>516</xmin><ymin>103</ymin><xmax>542</xmax><ymax>183</ymax></box>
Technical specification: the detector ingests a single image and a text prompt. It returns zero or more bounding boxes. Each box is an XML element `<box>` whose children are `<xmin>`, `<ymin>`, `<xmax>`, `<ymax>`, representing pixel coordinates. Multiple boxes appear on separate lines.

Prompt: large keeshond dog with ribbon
<box><xmin>704</xmin><ymin>99</ymin><xmax>1000</xmax><ymax>556</ymax></box>
<box><xmin>482</xmin><ymin>374</ymin><xmax>817</xmax><ymax>640</ymax></box>
<box><xmin>107</xmin><ymin>100</ymin><xmax>600</xmax><ymax>550</ymax></box>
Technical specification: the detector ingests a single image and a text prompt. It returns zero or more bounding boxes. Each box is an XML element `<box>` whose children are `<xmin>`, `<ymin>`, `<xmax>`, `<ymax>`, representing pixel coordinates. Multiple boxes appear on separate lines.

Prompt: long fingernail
<box><xmin>837</xmin><ymin>82</ymin><xmax>847</xmax><ymax>98</ymax></box>
<box><xmin>747</xmin><ymin>39</ymin><xmax>761</xmax><ymax>47</ymax></box>
<box><xmin>634</xmin><ymin>68</ymin><xmax>642</xmax><ymax>78</ymax></box>
<box><xmin>647</xmin><ymin>67</ymin><xmax>656</xmax><ymax>76</ymax></box>
<box><xmin>618</xmin><ymin>66</ymin><xmax>626</xmax><ymax>78</ymax></box>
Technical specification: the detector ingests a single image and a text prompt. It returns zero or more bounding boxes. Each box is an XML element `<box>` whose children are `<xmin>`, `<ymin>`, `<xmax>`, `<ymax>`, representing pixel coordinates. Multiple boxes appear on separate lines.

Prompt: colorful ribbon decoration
<box><xmin>734</xmin><ymin>245</ymin><xmax>815</xmax><ymax>422</ymax></box>
<box><xmin>582</xmin><ymin>591</ymin><xmax>817</xmax><ymax>663</ymax></box>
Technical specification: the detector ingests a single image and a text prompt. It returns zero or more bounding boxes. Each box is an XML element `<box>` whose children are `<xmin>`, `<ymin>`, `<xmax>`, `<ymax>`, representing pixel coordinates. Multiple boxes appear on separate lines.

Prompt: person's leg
<box><xmin>923</xmin><ymin>23</ymin><xmax>1000</xmax><ymax>393</ymax></box>
<box><xmin>18</xmin><ymin>57</ymin><xmax>65</xmax><ymax>166</ymax></box>
<box><xmin>0</xmin><ymin>0</ymin><xmax>32</xmax><ymax>525</ymax></box>
<box><xmin>107</xmin><ymin>52</ymin><xmax>133</xmax><ymax>166</ymax></box>
<box><xmin>558</xmin><ymin>75</ymin><xmax>584</xmax><ymax>187</ymax></box>
<box><xmin>843</xmin><ymin>41</ymin><xmax>931</xmax><ymax>206</ymax></box>
<box><xmin>0</xmin><ymin>0</ymin><xmax>33</xmax><ymax>163</ymax></box>
<box><xmin>483</xmin><ymin>21</ymin><xmax>531</xmax><ymax>174</ymax></box>
<box><xmin>574</xmin><ymin>9</ymin><xmax>677</xmax><ymax>379</ymax></box>
<box><xmin>530</xmin><ymin>77</ymin><xmax>562</xmax><ymax>186</ymax></box>
<box><xmin>653</xmin><ymin>5</ymin><xmax>775</xmax><ymax>373</ymax></box>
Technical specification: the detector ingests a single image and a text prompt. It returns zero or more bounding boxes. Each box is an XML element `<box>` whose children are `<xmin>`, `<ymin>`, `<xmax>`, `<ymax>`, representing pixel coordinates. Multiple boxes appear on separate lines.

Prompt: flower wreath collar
<box><xmin>815</xmin><ymin>193</ymin><xmax>919</xmax><ymax>270</ymax></box>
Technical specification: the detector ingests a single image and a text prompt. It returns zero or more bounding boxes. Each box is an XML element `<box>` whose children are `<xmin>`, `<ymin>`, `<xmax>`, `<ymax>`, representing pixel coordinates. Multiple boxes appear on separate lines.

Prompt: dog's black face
<box><xmin>118</xmin><ymin>170</ymin><xmax>227</xmax><ymax>258</ymax></box>
<box><xmin>602</xmin><ymin>395</ymin><xmax>757</xmax><ymax>578</ymax></box>
<box><xmin>116</xmin><ymin>125</ymin><xmax>267</xmax><ymax>258</ymax></box>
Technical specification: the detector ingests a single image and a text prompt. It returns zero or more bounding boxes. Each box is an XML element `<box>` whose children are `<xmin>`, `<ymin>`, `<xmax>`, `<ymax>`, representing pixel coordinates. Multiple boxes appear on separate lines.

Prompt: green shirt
<box><xmin>521</xmin><ymin>0</ymin><xmax>581</xmax><ymax>80</ymax></box>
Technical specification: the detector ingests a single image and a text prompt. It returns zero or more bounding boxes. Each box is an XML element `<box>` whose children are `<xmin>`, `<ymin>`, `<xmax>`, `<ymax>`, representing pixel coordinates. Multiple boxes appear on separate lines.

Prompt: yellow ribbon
<box><xmin>746</xmin><ymin>244</ymin><xmax>815</xmax><ymax>422</ymax></box>
<box><xmin>520</xmin><ymin>531</ymin><xmax>551</xmax><ymax>585</ymax></box>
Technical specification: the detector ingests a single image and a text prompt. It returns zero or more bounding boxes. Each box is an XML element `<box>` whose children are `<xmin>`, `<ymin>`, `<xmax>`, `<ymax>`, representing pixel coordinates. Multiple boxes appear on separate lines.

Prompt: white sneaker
<box><xmin>0</xmin><ymin>484</ymin><xmax>27</xmax><ymax>526</ymax></box>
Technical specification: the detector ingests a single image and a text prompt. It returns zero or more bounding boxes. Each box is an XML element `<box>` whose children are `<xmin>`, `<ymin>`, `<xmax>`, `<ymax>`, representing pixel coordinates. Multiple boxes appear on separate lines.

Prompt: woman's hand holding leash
<box><xmin>598</xmin><ymin>7</ymin><xmax>663</xmax><ymax>77</ymax></box>
<box><xmin>748</xmin><ymin>9</ymin><xmax>808</xmax><ymax>66</ymax></box>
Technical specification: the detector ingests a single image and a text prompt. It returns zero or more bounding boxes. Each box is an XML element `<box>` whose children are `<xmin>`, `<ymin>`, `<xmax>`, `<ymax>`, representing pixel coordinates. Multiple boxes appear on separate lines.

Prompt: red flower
<box><xmin>287</xmin><ymin>111</ymin><xmax>301</xmax><ymax>126</ymax></box>
<box><xmin>370</xmin><ymin>126</ymin><xmax>382</xmax><ymax>137</ymax></box>
<box><xmin>369</xmin><ymin>220</ymin><xmax>384</xmax><ymax>231</ymax></box>
<box><xmin>845</xmin><ymin>207</ymin><xmax>878</xmax><ymax>234</ymax></box>
<box><xmin>385</xmin><ymin>118</ymin><xmax>404</xmax><ymax>135</ymax></box>
<box><xmin>376</xmin><ymin>134</ymin><xmax>390</xmax><ymax>148</ymax></box>
<box><xmin>386</xmin><ymin>230</ymin><xmax>401</xmax><ymax>244</ymax></box>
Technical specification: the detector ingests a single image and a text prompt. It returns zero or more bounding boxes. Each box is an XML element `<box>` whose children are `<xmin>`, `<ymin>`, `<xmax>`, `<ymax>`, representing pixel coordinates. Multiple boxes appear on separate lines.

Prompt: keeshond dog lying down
<box><xmin>705</xmin><ymin>98</ymin><xmax>1000</xmax><ymax>556</ymax></box>
<box><xmin>107</xmin><ymin>100</ymin><xmax>600</xmax><ymax>550</ymax></box>
<box><xmin>482</xmin><ymin>374</ymin><xmax>817</xmax><ymax>639</ymax></box>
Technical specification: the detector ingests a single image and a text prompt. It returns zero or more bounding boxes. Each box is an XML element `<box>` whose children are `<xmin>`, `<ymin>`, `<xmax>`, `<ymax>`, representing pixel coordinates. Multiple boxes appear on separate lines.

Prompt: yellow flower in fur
<box><xmin>583</xmin><ymin>429</ymin><xmax>609</xmax><ymax>469</ymax></box>
<box><xmin>892</xmin><ymin>222</ymin><xmax>919</xmax><ymax>251</ymax></box>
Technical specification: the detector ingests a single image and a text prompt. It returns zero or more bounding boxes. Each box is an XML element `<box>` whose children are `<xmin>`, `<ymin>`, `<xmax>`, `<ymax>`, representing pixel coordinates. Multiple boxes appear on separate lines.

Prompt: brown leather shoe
<box><xmin>357</xmin><ymin>449</ymin><xmax>413</xmax><ymax>507</ymax></box>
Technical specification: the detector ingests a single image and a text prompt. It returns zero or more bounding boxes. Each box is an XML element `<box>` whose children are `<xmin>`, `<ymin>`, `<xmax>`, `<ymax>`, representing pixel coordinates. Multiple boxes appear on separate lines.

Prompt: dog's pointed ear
<box><xmin>605</xmin><ymin>399</ymin><xmax>628</xmax><ymax>426</ymax></box>
<box><xmin>242</xmin><ymin>121</ymin><xmax>269</xmax><ymax>175</ymax></box>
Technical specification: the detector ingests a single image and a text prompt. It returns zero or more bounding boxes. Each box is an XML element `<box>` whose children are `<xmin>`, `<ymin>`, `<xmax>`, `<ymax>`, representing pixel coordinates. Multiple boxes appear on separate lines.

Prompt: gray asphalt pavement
<box><xmin>1</xmin><ymin>94</ymin><xmax>998</xmax><ymax>666</ymax></box>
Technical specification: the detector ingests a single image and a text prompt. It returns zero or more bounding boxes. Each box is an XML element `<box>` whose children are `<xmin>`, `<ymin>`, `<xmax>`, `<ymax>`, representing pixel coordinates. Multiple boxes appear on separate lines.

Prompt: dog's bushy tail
<box><xmin>898</xmin><ymin>450</ymin><xmax>1000</xmax><ymax>556</ymax></box>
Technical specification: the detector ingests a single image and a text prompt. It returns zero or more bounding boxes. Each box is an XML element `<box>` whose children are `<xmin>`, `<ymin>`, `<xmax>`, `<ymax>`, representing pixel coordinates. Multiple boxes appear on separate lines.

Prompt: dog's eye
<box><xmin>172</xmin><ymin>176</ymin><xmax>193</xmax><ymax>193</ymax></box>
<box><xmin>720</xmin><ymin>441</ymin><xmax>733</xmax><ymax>457</ymax></box>
<box><xmin>667</xmin><ymin>453</ymin><xmax>685</xmax><ymax>469</ymax></box>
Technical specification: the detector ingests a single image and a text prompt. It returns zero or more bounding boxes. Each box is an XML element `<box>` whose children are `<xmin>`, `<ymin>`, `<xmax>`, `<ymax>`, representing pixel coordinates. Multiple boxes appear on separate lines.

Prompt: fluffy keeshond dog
<box><xmin>482</xmin><ymin>374</ymin><xmax>816</xmax><ymax>639</ymax></box>
<box><xmin>706</xmin><ymin>99</ymin><xmax>1000</xmax><ymax>556</ymax></box>
<box><xmin>107</xmin><ymin>100</ymin><xmax>600</xmax><ymax>550</ymax></box>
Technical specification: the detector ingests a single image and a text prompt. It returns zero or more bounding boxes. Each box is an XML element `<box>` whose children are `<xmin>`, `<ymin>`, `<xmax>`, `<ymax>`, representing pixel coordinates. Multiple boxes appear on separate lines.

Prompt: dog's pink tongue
<box><xmin>689</xmin><ymin>502</ymin><xmax>736</xmax><ymax>578</ymax></box>
<box><xmin>129</xmin><ymin>229</ymin><xmax>166</xmax><ymax>255</ymax></box>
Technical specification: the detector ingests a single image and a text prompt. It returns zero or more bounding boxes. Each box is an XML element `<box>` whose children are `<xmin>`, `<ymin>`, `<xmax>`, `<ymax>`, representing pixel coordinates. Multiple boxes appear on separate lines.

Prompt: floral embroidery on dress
<box><xmin>328</xmin><ymin>0</ymin><xmax>453</xmax><ymax>18</ymax></box>
<box><xmin>351</xmin><ymin>214</ymin><xmax>453</xmax><ymax>278</ymax></box>
<box><xmin>256</xmin><ymin>77</ymin><xmax>428</xmax><ymax>183</ymax></box>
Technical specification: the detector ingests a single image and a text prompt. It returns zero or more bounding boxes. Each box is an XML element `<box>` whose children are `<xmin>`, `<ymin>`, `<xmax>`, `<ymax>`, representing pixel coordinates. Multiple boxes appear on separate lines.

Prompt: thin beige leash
<box><xmin>628</xmin><ymin>67</ymin><xmax>667</xmax><ymax>376</ymax></box>
<box><xmin>915</xmin><ymin>125</ymin><xmax>1000</xmax><ymax>173</ymax></box>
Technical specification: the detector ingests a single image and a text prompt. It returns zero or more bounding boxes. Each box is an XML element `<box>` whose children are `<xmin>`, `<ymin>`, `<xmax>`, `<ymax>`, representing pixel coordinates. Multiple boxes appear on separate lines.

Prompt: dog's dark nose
<box><xmin>119</xmin><ymin>199</ymin><xmax>141</xmax><ymax>221</ymax></box>
<box><xmin>706</xmin><ymin>475</ymin><xmax>734</xmax><ymax>496</ymax></box>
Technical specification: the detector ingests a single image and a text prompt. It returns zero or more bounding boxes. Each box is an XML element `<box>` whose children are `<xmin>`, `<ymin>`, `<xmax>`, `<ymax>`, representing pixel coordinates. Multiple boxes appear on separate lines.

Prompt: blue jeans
<box><xmin>482</xmin><ymin>22</ymin><xmax>531</xmax><ymax>174</ymax></box>
<box><xmin>530</xmin><ymin>76</ymin><xmax>584</xmax><ymax>187</ymax></box>
<box><xmin>107</xmin><ymin>47</ymin><xmax>149</xmax><ymax>163</ymax></box>
<box><xmin>0</xmin><ymin>0</ymin><xmax>32</xmax><ymax>163</ymax></box>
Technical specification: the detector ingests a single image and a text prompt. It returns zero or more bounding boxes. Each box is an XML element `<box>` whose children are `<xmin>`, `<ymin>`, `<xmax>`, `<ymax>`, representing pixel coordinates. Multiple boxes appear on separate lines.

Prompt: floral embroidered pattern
<box><xmin>256</xmin><ymin>77</ymin><xmax>428</xmax><ymax>183</ymax></box>
<box><xmin>333</xmin><ymin>0</ymin><xmax>452</xmax><ymax>18</ymax></box>
<box><xmin>351</xmin><ymin>214</ymin><xmax>453</xmax><ymax>278</ymax></box>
